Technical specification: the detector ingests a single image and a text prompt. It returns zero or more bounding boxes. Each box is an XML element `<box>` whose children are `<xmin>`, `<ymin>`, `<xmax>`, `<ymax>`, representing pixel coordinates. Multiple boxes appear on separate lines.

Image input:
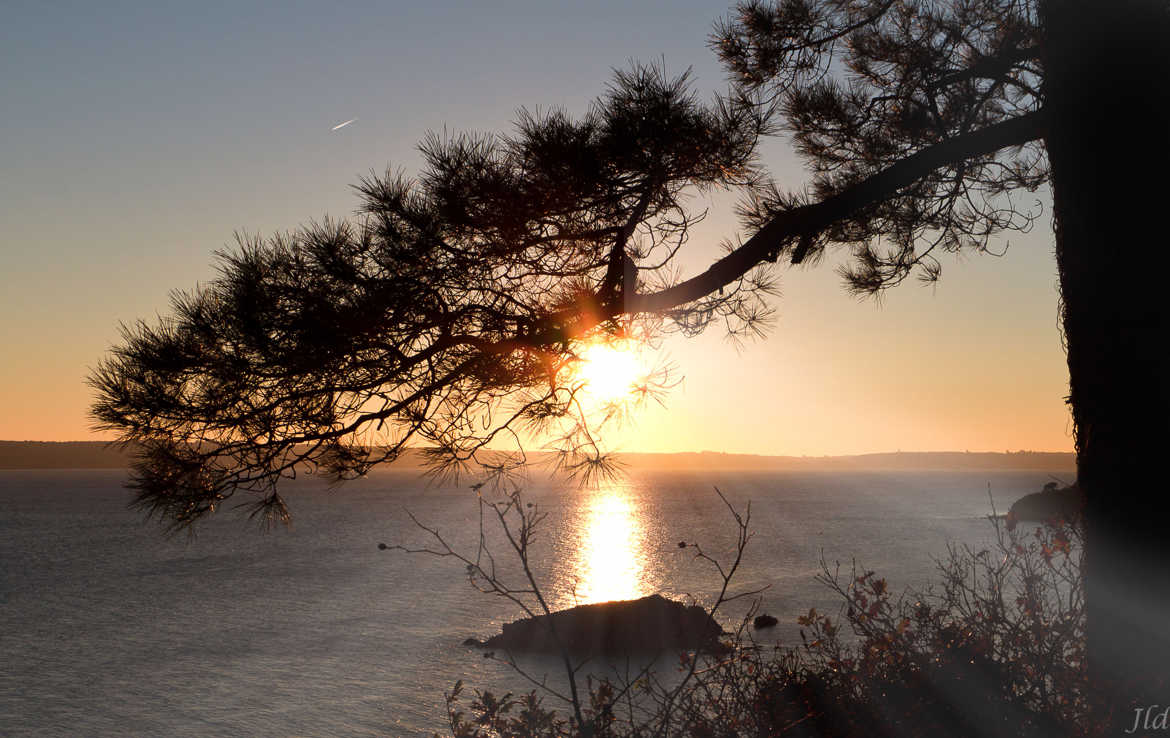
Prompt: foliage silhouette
<box><xmin>92</xmin><ymin>0</ymin><xmax>1170</xmax><ymax>726</ymax></box>
<box><xmin>92</xmin><ymin>0</ymin><xmax>1061</xmax><ymax>529</ymax></box>
<box><xmin>91</xmin><ymin>65</ymin><xmax>771</xmax><ymax>529</ymax></box>
<box><xmin>712</xmin><ymin>0</ymin><xmax>1170</xmax><ymax>721</ymax></box>
<box><xmin>428</xmin><ymin>504</ymin><xmax>1087</xmax><ymax>737</ymax></box>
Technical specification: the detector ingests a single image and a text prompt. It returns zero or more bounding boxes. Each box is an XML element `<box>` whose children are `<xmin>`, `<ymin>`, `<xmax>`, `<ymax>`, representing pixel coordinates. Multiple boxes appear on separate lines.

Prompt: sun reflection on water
<box><xmin>572</xmin><ymin>486</ymin><xmax>648</xmax><ymax>604</ymax></box>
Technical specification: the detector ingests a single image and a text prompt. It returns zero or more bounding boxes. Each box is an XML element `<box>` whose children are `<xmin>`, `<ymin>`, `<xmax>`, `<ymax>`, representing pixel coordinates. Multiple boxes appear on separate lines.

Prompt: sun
<box><xmin>577</xmin><ymin>341</ymin><xmax>643</xmax><ymax>403</ymax></box>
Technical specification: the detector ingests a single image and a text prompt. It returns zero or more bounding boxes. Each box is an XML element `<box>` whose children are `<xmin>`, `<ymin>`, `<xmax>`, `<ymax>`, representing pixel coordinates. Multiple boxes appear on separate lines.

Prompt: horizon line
<box><xmin>0</xmin><ymin>439</ymin><xmax>1076</xmax><ymax>458</ymax></box>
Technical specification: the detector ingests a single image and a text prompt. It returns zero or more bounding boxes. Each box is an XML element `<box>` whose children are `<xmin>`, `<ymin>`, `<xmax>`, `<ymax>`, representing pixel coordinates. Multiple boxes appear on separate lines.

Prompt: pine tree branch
<box><xmin>625</xmin><ymin>108</ymin><xmax>1047</xmax><ymax>315</ymax></box>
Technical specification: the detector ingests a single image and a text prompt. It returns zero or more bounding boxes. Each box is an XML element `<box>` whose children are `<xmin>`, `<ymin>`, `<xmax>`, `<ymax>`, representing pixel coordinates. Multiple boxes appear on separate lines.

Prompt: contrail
<box><xmin>331</xmin><ymin>119</ymin><xmax>356</xmax><ymax>131</ymax></box>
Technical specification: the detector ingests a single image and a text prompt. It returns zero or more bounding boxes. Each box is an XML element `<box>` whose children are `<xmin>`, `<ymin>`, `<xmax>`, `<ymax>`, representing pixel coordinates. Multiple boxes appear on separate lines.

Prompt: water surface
<box><xmin>0</xmin><ymin>468</ymin><xmax>1056</xmax><ymax>736</ymax></box>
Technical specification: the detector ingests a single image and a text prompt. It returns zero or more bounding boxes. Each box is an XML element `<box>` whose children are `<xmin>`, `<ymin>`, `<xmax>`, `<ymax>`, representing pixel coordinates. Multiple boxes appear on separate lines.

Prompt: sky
<box><xmin>0</xmin><ymin>1</ymin><xmax>1072</xmax><ymax>455</ymax></box>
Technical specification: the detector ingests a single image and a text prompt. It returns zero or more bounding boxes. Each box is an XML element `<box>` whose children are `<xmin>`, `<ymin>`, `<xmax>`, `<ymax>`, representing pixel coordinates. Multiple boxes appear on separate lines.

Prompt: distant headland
<box><xmin>0</xmin><ymin>441</ymin><xmax>1075</xmax><ymax>472</ymax></box>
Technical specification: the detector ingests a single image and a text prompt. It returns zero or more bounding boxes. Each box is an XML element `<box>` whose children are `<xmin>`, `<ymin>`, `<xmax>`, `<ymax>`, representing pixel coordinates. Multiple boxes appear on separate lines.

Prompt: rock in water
<box><xmin>1007</xmin><ymin>482</ymin><xmax>1084</xmax><ymax>525</ymax></box>
<box><xmin>476</xmin><ymin>594</ymin><xmax>723</xmax><ymax>655</ymax></box>
<box><xmin>753</xmin><ymin>613</ymin><xmax>779</xmax><ymax>629</ymax></box>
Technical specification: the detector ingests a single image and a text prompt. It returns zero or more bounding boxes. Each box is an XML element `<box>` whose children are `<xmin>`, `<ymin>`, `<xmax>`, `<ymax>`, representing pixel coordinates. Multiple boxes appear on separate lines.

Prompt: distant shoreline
<box><xmin>0</xmin><ymin>441</ymin><xmax>1075</xmax><ymax>472</ymax></box>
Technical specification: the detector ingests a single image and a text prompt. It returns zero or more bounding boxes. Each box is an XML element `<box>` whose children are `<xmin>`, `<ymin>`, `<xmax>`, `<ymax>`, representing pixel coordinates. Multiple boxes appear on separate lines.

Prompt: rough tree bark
<box><xmin>1044</xmin><ymin>0</ymin><xmax>1170</xmax><ymax>727</ymax></box>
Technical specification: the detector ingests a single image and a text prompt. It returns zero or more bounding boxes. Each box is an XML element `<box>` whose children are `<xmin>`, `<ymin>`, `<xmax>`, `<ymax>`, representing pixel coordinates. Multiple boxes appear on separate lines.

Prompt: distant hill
<box><xmin>0</xmin><ymin>441</ymin><xmax>131</xmax><ymax>469</ymax></box>
<box><xmin>0</xmin><ymin>441</ymin><xmax>1075</xmax><ymax>472</ymax></box>
<box><xmin>617</xmin><ymin>450</ymin><xmax>1075</xmax><ymax>472</ymax></box>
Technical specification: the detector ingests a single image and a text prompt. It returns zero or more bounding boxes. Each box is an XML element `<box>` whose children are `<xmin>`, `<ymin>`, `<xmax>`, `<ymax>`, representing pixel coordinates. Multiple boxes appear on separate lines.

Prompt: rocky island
<box><xmin>465</xmin><ymin>594</ymin><xmax>725</xmax><ymax>656</ymax></box>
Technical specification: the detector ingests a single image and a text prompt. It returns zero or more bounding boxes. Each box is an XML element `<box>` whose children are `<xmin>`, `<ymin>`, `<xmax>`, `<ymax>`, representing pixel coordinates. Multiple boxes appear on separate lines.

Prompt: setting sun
<box><xmin>577</xmin><ymin>341</ymin><xmax>643</xmax><ymax>403</ymax></box>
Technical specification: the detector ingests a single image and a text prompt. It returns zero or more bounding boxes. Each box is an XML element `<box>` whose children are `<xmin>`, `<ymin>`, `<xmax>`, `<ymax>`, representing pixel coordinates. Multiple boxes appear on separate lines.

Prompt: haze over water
<box><xmin>0</xmin><ymin>467</ymin><xmax>1061</xmax><ymax>737</ymax></box>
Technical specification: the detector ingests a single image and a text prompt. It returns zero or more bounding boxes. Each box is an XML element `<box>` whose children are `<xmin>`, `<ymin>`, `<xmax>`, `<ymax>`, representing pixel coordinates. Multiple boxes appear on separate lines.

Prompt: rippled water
<box><xmin>1</xmin><ymin>468</ymin><xmax>1057</xmax><ymax>736</ymax></box>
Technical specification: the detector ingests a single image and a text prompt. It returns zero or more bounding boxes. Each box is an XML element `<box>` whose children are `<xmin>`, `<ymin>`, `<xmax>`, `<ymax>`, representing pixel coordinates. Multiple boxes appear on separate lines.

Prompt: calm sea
<box><xmin>0</xmin><ymin>468</ymin><xmax>1062</xmax><ymax>736</ymax></box>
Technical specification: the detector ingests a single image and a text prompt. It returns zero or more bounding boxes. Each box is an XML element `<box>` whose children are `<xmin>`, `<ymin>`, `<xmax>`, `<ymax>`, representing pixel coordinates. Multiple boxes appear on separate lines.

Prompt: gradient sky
<box><xmin>0</xmin><ymin>1</ymin><xmax>1071</xmax><ymax>455</ymax></box>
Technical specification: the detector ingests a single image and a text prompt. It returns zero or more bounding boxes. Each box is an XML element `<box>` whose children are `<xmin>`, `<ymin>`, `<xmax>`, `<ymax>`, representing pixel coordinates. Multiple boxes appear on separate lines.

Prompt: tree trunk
<box><xmin>1044</xmin><ymin>0</ymin><xmax>1170</xmax><ymax>730</ymax></box>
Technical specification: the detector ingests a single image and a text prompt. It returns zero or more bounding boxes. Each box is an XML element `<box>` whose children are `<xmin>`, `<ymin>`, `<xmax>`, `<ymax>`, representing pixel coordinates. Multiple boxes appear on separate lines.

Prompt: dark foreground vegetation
<box><xmin>399</xmin><ymin>490</ymin><xmax>1086</xmax><ymax>738</ymax></box>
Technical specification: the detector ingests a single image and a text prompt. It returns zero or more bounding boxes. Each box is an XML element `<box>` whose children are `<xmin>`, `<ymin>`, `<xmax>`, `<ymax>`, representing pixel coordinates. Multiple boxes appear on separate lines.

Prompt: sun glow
<box><xmin>577</xmin><ymin>341</ymin><xmax>643</xmax><ymax>404</ymax></box>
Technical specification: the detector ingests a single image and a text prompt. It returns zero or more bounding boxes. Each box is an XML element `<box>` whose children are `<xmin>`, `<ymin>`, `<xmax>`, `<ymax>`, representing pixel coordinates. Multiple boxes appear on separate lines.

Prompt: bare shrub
<box><xmin>409</xmin><ymin>498</ymin><xmax>1086</xmax><ymax>737</ymax></box>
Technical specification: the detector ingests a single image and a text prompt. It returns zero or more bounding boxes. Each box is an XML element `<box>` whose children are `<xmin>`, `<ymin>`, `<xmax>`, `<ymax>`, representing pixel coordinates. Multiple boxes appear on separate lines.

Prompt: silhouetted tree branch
<box><xmin>91</xmin><ymin>65</ymin><xmax>772</xmax><ymax>529</ymax></box>
<box><xmin>91</xmin><ymin>39</ymin><xmax>1047</xmax><ymax>530</ymax></box>
<box><xmin>628</xmin><ymin>107</ymin><xmax>1045</xmax><ymax>313</ymax></box>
